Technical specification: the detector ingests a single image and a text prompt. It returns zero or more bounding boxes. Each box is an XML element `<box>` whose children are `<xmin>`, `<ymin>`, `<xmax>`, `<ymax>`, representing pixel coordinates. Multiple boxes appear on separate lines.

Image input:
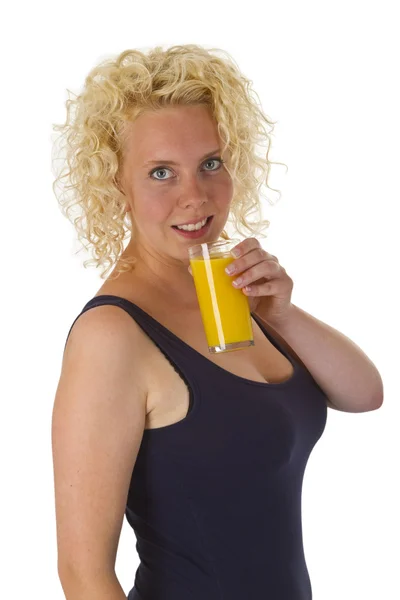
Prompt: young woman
<box><xmin>51</xmin><ymin>44</ymin><xmax>383</xmax><ymax>600</ymax></box>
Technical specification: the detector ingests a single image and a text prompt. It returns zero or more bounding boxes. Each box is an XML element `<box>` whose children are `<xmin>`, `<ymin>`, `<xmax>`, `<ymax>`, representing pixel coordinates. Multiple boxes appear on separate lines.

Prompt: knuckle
<box><xmin>250</xmin><ymin>265</ymin><xmax>259</xmax><ymax>278</ymax></box>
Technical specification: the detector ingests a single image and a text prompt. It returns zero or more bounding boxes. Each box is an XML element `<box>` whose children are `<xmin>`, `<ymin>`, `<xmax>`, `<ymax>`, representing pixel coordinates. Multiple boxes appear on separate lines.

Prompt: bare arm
<box><xmin>52</xmin><ymin>305</ymin><xmax>149</xmax><ymax>598</ymax></box>
<box><xmin>258</xmin><ymin>303</ymin><xmax>384</xmax><ymax>412</ymax></box>
<box><xmin>59</xmin><ymin>572</ymin><xmax>127</xmax><ymax>600</ymax></box>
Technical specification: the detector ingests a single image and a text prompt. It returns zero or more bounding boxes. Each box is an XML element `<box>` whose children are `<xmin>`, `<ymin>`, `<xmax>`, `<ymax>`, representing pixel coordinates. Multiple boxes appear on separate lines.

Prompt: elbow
<box><xmin>58</xmin><ymin>563</ymin><xmax>120</xmax><ymax>599</ymax></box>
<box><xmin>371</xmin><ymin>393</ymin><xmax>384</xmax><ymax>410</ymax></box>
<box><xmin>362</xmin><ymin>391</ymin><xmax>384</xmax><ymax>413</ymax></box>
<box><xmin>371</xmin><ymin>375</ymin><xmax>384</xmax><ymax>410</ymax></box>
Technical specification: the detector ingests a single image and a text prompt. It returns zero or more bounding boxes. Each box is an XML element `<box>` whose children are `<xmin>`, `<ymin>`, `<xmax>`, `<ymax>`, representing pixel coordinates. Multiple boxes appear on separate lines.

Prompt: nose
<box><xmin>177</xmin><ymin>174</ymin><xmax>209</xmax><ymax>210</ymax></box>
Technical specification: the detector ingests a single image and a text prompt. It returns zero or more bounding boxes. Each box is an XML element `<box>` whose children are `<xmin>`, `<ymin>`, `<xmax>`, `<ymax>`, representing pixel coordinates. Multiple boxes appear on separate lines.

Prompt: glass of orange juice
<box><xmin>188</xmin><ymin>239</ymin><xmax>254</xmax><ymax>353</ymax></box>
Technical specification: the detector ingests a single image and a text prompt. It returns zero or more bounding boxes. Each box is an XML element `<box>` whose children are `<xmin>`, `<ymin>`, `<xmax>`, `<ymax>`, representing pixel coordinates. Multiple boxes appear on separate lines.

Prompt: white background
<box><xmin>1</xmin><ymin>0</ymin><xmax>398</xmax><ymax>598</ymax></box>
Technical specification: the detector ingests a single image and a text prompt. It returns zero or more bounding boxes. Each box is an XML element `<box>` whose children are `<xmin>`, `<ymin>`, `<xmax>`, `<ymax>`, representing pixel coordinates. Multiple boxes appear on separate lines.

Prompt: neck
<box><xmin>118</xmin><ymin>242</ymin><xmax>199</xmax><ymax>308</ymax></box>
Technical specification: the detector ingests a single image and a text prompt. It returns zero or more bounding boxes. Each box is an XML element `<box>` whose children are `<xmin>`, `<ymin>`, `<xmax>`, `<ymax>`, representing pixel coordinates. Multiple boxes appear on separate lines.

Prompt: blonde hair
<box><xmin>51</xmin><ymin>44</ymin><xmax>287</xmax><ymax>280</ymax></box>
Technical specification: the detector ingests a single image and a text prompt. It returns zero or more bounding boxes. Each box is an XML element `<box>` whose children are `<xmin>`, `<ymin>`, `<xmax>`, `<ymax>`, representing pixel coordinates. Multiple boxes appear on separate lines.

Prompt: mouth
<box><xmin>171</xmin><ymin>215</ymin><xmax>214</xmax><ymax>239</ymax></box>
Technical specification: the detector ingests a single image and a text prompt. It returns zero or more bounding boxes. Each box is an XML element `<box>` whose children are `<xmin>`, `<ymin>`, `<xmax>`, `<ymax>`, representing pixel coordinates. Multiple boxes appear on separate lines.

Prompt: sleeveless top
<box><xmin>65</xmin><ymin>294</ymin><xmax>328</xmax><ymax>600</ymax></box>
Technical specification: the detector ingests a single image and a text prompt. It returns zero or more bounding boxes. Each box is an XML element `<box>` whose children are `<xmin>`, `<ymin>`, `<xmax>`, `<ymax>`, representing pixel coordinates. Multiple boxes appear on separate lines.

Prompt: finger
<box><xmin>242</xmin><ymin>279</ymin><xmax>275</xmax><ymax>296</ymax></box>
<box><xmin>243</xmin><ymin>273</ymin><xmax>293</xmax><ymax>297</ymax></box>
<box><xmin>231</xmin><ymin>237</ymin><xmax>260</xmax><ymax>258</ymax></box>
<box><xmin>227</xmin><ymin>247</ymin><xmax>266</xmax><ymax>275</ymax></box>
<box><xmin>232</xmin><ymin>260</ymin><xmax>280</xmax><ymax>288</ymax></box>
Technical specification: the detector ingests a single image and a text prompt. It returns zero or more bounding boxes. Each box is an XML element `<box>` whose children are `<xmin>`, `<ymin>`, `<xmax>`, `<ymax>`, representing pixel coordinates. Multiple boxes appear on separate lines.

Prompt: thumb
<box><xmin>188</xmin><ymin>265</ymin><xmax>193</xmax><ymax>276</ymax></box>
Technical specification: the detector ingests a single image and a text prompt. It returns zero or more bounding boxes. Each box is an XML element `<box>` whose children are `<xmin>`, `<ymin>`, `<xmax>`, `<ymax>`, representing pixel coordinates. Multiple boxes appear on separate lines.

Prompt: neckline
<box><xmin>88</xmin><ymin>294</ymin><xmax>299</xmax><ymax>389</ymax></box>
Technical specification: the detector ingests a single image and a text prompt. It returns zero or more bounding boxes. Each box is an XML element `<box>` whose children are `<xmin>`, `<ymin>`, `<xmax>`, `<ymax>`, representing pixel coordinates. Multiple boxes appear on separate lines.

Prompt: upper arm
<box><xmin>262</xmin><ymin>319</ymin><xmax>339</xmax><ymax>410</ymax></box>
<box><xmin>52</xmin><ymin>306</ymin><xmax>148</xmax><ymax>580</ymax></box>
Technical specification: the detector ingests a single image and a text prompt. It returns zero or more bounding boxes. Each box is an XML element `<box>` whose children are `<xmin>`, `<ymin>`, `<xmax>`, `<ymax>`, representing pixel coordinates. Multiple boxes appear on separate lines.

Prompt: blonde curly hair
<box><xmin>51</xmin><ymin>44</ymin><xmax>287</xmax><ymax>280</ymax></box>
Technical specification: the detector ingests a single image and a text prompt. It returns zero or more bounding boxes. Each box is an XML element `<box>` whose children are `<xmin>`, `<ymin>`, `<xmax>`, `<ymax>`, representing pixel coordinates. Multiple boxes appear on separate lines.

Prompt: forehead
<box><xmin>123</xmin><ymin>105</ymin><xmax>221</xmax><ymax>159</ymax></box>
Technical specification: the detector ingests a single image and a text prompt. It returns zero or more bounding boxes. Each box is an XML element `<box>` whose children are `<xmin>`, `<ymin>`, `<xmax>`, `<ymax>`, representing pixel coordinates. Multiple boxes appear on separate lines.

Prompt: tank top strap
<box><xmin>65</xmin><ymin>295</ymin><xmax>298</xmax><ymax>373</ymax></box>
<box><xmin>63</xmin><ymin>294</ymin><xmax>209</xmax><ymax>383</ymax></box>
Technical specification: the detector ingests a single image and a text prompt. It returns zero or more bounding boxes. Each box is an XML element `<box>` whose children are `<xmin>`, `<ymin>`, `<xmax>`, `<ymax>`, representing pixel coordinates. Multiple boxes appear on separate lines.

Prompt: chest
<box><xmin>95</xmin><ymin>282</ymin><xmax>294</xmax><ymax>431</ymax></box>
<box><xmin>142</xmin><ymin>309</ymin><xmax>294</xmax><ymax>430</ymax></box>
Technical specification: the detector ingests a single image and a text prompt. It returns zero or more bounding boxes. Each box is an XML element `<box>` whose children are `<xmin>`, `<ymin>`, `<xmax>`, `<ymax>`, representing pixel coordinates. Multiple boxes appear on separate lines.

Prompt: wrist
<box><xmin>259</xmin><ymin>303</ymin><xmax>297</xmax><ymax>333</ymax></box>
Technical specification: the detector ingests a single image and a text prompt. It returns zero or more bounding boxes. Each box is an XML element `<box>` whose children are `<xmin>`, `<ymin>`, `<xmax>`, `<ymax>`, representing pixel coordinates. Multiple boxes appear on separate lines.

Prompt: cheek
<box><xmin>134</xmin><ymin>189</ymin><xmax>171</xmax><ymax>224</ymax></box>
<box><xmin>148</xmin><ymin>202</ymin><xmax>170</xmax><ymax>224</ymax></box>
<box><xmin>214</xmin><ymin>179</ymin><xmax>233</xmax><ymax>210</ymax></box>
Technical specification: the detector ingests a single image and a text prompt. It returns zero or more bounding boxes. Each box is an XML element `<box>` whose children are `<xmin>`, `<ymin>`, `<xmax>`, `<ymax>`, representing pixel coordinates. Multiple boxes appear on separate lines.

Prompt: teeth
<box><xmin>176</xmin><ymin>217</ymin><xmax>208</xmax><ymax>231</ymax></box>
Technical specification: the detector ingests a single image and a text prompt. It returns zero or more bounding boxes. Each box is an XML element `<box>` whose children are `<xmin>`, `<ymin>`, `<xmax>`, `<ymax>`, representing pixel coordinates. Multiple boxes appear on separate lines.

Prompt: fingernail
<box><xmin>225</xmin><ymin>264</ymin><xmax>235</xmax><ymax>274</ymax></box>
<box><xmin>231</xmin><ymin>248</ymin><xmax>241</xmax><ymax>258</ymax></box>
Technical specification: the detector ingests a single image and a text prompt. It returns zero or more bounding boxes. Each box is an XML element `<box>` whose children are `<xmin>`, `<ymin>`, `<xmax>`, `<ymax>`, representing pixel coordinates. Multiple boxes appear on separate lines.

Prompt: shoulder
<box><xmin>63</xmin><ymin>301</ymin><xmax>153</xmax><ymax>393</ymax></box>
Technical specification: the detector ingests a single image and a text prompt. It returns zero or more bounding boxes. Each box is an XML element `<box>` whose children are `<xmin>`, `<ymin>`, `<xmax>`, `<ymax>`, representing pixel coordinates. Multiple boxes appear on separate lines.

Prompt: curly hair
<box><xmin>51</xmin><ymin>44</ymin><xmax>288</xmax><ymax>280</ymax></box>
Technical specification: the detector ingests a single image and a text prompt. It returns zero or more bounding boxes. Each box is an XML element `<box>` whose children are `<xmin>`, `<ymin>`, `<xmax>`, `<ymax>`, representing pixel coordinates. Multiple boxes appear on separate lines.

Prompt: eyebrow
<box><xmin>143</xmin><ymin>149</ymin><xmax>222</xmax><ymax>167</ymax></box>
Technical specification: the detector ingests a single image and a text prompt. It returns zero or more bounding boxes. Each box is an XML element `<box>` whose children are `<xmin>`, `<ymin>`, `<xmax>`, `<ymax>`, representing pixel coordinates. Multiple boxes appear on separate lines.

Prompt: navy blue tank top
<box><xmin>65</xmin><ymin>294</ymin><xmax>328</xmax><ymax>600</ymax></box>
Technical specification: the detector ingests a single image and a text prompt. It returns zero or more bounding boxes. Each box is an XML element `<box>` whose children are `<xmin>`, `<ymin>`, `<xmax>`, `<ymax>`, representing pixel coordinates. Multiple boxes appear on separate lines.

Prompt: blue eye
<box><xmin>150</xmin><ymin>167</ymin><xmax>171</xmax><ymax>181</ymax></box>
<box><xmin>203</xmin><ymin>158</ymin><xmax>224</xmax><ymax>171</ymax></box>
<box><xmin>149</xmin><ymin>157</ymin><xmax>224</xmax><ymax>180</ymax></box>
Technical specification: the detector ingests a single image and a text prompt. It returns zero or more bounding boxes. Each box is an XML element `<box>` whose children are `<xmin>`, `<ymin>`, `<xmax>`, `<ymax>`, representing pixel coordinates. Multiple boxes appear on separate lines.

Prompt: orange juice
<box><xmin>190</xmin><ymin>254</ymin><xmax>254</xmax><ymax>351</ymax></box>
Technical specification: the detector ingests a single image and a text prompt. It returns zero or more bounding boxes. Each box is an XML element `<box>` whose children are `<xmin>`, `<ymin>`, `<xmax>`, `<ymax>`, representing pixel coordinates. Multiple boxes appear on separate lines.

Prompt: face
<box><xmin>120</xmin><ymin>104</ymin><xmax>233</xmax><ymax>264</ymax></box>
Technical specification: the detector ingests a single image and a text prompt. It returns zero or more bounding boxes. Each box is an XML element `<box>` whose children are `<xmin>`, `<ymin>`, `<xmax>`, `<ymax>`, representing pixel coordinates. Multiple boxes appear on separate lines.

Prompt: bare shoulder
<box><xmin>64</xmin><ymin>302</ymin><xmax>154</xmax><ymax>380</ymax></box>
<box><xmin>52</xmin><ymin>303</ymin><xmax>150</xmax><ymax>580</ymax></box>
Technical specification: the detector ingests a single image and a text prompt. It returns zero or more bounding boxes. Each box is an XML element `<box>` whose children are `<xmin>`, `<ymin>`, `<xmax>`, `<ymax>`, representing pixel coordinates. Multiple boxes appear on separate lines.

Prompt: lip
<box><xmin>173</xmin><ymin>215</ymin><xmax>212</xmax><ymax>227</ymax></box>
<box><xmin>172</xmin><ymin>215</ymin><xmax>213</xmax><ymax>239</ymax></box>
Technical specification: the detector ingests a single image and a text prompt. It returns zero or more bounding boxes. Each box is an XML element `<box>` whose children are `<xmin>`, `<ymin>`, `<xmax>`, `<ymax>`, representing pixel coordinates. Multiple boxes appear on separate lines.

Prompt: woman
<box><xmin>51</xmin><ymin>44</ymin><xmax>384</xmax><ymax>600</ymax></box>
